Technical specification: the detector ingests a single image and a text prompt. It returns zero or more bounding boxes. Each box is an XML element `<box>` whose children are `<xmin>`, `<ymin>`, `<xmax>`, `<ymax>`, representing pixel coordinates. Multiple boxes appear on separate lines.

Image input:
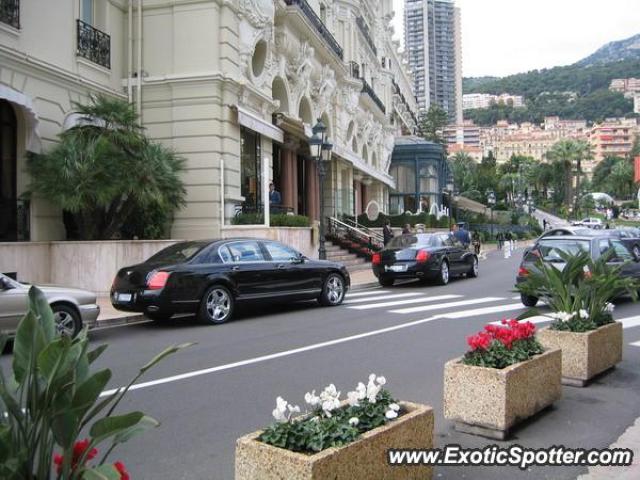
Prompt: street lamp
<box><xmin>487</xmin><ymin>190</ymin><xmax>496</xmax><ymax>238</ymax></box>
<box><xmin>309</xmin><ymin>119</ymin><xmax>333</xmax><ymax>260</ymax></box>
<box><xmin>443</xmin><ymin>171</ymin><xmax>455</xmax><ymax>230</ymax></box>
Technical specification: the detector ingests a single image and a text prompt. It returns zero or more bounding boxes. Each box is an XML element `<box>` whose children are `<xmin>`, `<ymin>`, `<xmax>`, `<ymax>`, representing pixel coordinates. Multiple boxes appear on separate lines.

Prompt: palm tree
<box><xmin>27</xmin><ymin>95</ymin><xmax>186</xmax><ymax>240</ymax></box>
<box><xmin>545</xmin><ymin>139</ymin><xmax>593</xmax><ymax>214</ymax></box>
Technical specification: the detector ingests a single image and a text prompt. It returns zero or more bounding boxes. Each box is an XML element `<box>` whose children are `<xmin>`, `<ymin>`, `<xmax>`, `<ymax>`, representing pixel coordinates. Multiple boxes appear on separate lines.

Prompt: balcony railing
<box><xmin>284</xmin><ymin>0</ymin><xmax>343</xmax><ymax>60</ymax></box>
<box><xmin>76</xmin><ymin>19</ymin><xmax>111</xmax><ymax>69</ymax></box>
<box><xmin>361</xmin><ymin>78</ymin><xmax>385</xmax><ymax>114</ymax></box>
<box><xmin>0</xmin><ymin>0</ymin><xmax>19</xmax><ymax>29</ymax></box>
<box><xmin>356</xmin><ymin>16</ymin><xmax>377</xmax><ymax>55</ymax></box>
<box><xmin>392</xmin><ymin>79</ymin><xmax>419</xmax><ymax>126</ymax></box>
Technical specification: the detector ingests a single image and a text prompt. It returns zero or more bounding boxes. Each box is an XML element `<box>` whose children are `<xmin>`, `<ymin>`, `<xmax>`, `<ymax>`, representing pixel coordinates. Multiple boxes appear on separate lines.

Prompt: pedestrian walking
<box><xmin>543</xmin><ymin>218</ymin><xmax>547</xmax><ymax>230</ymax></box>
<box><xmin>402</xmin><ymin>224</ymin><xmax>412</xmax><ymax>235</ymax></box>
<box><xmin>472</xmin><ymin>231</ymin><xmax>481</xmax><ymax>255</ymax></box>
<box><xmin>496</xmin><ymin>232</ymin><xmax>504</xmax><ymax>250</ymax></box>
<box><xmin>382</xmin><ymin>219</ymin><xmax>394</xmax><ymax>246</ymax></box>
<box><xmin>454</xmin><ymin>222</ymin><xmax>471</xmax><ymax>248</ymax></box>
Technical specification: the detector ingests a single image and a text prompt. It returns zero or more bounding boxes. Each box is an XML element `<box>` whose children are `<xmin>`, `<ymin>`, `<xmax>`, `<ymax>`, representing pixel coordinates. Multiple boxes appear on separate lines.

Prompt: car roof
<box><xmin>538</xmin><ymin>235</ymin><xmax>596</xmax><ymax>241</ymax></box>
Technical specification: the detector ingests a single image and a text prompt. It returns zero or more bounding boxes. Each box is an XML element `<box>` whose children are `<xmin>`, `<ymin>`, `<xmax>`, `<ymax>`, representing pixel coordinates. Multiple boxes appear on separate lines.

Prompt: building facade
<box><xmin>0</xmin><ymin>0</ymin><xmax>418</xmax><ymax>247</ymax></box>
<box><xmin>462</xmin><ymin>92</ymin><xmax>525</xmax><ymax>110</ymax></box>
<box><xmin>589</xmin><ymin>118</ymin><xmax>639</xmax><ymax>165</ymax></box>
<box><xmin>404</xmin><ymin>0</ymin><xmax>462</xmax><ymax>124</ymax></box>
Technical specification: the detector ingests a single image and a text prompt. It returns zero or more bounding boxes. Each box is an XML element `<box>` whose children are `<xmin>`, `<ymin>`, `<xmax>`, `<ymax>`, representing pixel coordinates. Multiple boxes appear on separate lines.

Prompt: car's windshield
<box><xmin>537</xmin><ymin>239</ymin><xmax>591</xmax><ymax>262</ymax></box>
<box><xmin>146</xmin><ymin>242</ymin><xmax>209</xmax><ymax>263</ymax></box>
<box><xmin>387</xmin><ymin>234</ymin><xmax>434</xmax><ymax>249</ymax></box>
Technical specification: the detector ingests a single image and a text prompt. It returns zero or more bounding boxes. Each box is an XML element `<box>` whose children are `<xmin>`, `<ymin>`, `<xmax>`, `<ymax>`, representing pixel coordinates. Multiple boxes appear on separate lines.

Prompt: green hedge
<box><xmin>232</xmin><ymin>213</ymin><xmax>311</xmax><ymax>227</ymax></box>
<box><xmin>355</xmin><ymin>212</ymin><xmax>451</xmax><ymax>229</ymax></box>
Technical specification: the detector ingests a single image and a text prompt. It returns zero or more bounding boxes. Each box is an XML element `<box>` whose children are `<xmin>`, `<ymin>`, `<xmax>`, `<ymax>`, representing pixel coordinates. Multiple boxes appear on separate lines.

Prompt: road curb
<box><xmin>93</xmin><ymin>314</ymin><xmax>149</xmax><ymax>329</ymax></box>
<box><xmin>351</xmin><ymin>281</ymin><xmax>380</xmax><ymax>291</ymax></box>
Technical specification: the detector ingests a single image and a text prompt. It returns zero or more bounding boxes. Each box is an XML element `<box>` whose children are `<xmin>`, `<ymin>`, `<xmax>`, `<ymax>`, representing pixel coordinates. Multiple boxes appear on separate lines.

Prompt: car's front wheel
<box><xmin>52</xmin><ymin>304</ymin><xmax>82</xmax><ymax>337</ymax></box>
<box><xmin>319</xmin><ymin>273</ymin><xmax>346</xmax><ymax>306</ymax></box>
<box><xmin>520</xmin><ymin>293</ymin><xmax>539</xmax><ymax>307</ymax></box>
<box><xmin>197</xmin><ymin>285</ymin><xmax>234</xmax><ymax>325</ymax></box>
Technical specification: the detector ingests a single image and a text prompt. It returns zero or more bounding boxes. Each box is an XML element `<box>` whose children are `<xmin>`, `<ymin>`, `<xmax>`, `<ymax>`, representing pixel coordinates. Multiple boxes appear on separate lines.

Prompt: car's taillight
<box><xmin>372</xmin><ymin>253</ymin><xmax>381</xmax><ymax>266</ymax></box>
<box><xmin>416</xmin><ymin>250</ymin><xmax>431</xmax><ymax>263</ymax></box>
<box><xmin>518</xmin><ymin>267</ymin><xmax>529</xmax><ymax>277</ymax></box>
<box><xmin>147</xmin><ymin>271</ymin><xmax>170</xmax><ymax>290</ymax></box>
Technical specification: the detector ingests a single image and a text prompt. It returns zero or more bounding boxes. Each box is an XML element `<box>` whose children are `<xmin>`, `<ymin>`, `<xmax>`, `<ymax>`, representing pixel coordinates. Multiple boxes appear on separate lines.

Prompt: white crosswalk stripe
<box><xmin>619</xmin><ymin>315</ymin><xmax>640</xmax><ymax>329</ymax></box>
<box><xmin>439</xmin><ymin>303</ymin><xmax>525</xmax><ymax>319</ymax></box>
<box><xmin>390</xmin><ymin>297</ymin><xmax>504</xmax><ymax>314</ymax></box>
<box><xmin>490</xmin><ymin>315</ymin><xmax>550</xmax><ymax>325</ymax></box>
<box><xmin>348</xmin><ymin>294</ymin><xmax>462</xmax><ymax>310</ymax></box>
<box><xmin>345</xmin><ymin>290</ymin><xmax>389</xmax><ymax>298</ymax></box>
<box><xmin>344</xmin><ymin>292</ymin><xmax>423</xmax><ymax>304</ymax></box>
<box><xmin>629</xmin><ymin>341</ymin><xmax>640</xmax><ymax>347</ymax></box>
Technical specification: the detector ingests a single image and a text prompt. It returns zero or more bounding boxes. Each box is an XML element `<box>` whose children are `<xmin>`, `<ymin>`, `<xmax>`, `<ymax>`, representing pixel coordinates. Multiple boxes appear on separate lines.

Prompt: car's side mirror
<box><xmin>291</xmin><ymin>254</ymin><xmax>305</xmax><ymax>264</ymax></box>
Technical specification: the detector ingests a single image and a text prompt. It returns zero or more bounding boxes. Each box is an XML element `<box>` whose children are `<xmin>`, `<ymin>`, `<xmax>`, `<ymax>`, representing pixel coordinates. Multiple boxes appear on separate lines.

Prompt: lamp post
<box><xmin>309</xmin><ymin>119</ymin><xmax>333</xmax><ymax>260</ymax></box>
<box><xmin>444</xmin><ymin>171</ymin><xmax>455</xmax><ymax>231</ymax></box>
<box><xmin>487</xmin><ymin>190</ymin><xmax>496</xmax><ymax>238</ymax></box>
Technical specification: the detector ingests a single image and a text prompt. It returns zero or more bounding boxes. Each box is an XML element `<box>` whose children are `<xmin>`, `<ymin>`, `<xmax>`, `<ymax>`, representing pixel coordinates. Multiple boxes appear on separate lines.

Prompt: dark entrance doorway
<box><xmin>0</xmin><ymin>100</ymin><xmax>18</xmax><ymax>241</ymax></box>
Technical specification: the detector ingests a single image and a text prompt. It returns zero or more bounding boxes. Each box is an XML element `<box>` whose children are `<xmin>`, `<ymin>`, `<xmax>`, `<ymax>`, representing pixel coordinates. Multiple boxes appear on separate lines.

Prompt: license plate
<box><xmin>115</xmin><ymin>293</ymin><xmax>132</xmax><ymax>302</ymax></box>
<box><xmin>386</xmin><ymin>264</ymin><xmax>407</xmax><ymax>272</ymax></box>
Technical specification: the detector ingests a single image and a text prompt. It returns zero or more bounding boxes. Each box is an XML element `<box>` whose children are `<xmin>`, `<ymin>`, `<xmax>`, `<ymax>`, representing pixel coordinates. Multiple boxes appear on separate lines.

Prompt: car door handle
<box><xmin>277</xmin><ymin>264</ymin><xmax>286</xmax><ymax>269</ymax></box>
<box><xmin>231</xmin><ymin>266</ymin><xmax>240</xmax><ymax>271</ymax></box>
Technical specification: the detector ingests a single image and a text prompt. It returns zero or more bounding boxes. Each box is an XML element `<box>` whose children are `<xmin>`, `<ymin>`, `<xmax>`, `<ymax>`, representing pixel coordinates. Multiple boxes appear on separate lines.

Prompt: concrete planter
<box><xmin>537</xmin><ymin>322</ymin><xmax>622</xmax><ymax>387</ymax></box>
<box><xmin>443</xmin><ymin>349</ymin><xmax>562</xmax><ymax>439</ymax></box>
<box><xmin>235</xmin><ymin>401</ymin><xmax>434</xmax><ymax>480</ymax></box>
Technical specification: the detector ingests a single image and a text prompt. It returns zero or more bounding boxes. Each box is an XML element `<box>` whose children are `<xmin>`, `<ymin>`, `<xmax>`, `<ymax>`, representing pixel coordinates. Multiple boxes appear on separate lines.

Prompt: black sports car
<box><xmin>111</xmin><ymin>239</ymin><xmax>350</xmax><ymax>324</ymax></box>
<box><xmin>372</xmin><ymin>232</ymin><xmax>478</xmax><ymax>287</ymax></box>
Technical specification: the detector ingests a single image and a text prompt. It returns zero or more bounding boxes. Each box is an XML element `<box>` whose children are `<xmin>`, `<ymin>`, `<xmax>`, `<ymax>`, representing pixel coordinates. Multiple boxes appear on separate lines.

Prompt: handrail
<box><xmin>328</xmin><ymin>217</ymin><xmax>384</xmax><ymax>249</ymax></box>
<box><xmin>342</xmin><ymin>218</ymin><xmax>384</xmax><ymax>244</ymax></box>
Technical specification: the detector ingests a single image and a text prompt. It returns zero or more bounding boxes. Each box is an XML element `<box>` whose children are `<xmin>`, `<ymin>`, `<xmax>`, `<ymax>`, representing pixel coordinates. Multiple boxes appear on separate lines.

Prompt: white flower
<box><xmin>288</xmin><ymin>404</ymin><xmax>301</xmax><ymax>414</ymax></box>
<box><xmin>305</xmin><ymin>390</ymin><xmax>320</xmax><ymax>407</ymax></box>
<box><xmin>579</xmin><ymin>309</ymin><xmax>589</xmax><ymax>319</ymax></box>
<box><xmin>272</xmin><ymin>396</ymin><xmax>289</xmax><ymax>422</ymax></box>
<box><xmin>376</xmin><ymin>376</ymin><xmax>387</xmax><ymax>386</ymax></box>
<box><xmin>348</xmin><ymin>417</ymin><xmax>359</xmax><ymax>426</ymax></box>
<box><xmin>389</xmin><ymin>403</ymin><xmax>400</xmax><ymax>412</ymax></box>
<box><xmin>347</xmin><ymin>391</ymin><xmax>361</xmax><ymax>407</ymax></box>
<box><xmin>385</xmin><ymin>409</ymin><xmax>398</xmax><ymax>420</ymax></box>
<box><xmin>369</xmin><ymin>373</ymin><xmax>377</xmax><ymax>382</ymax></box>
<box><xmin>549</xmin><ymin>311</ymin><xmax>575</xmax><ymax>322</ymax></box>
<box><xmin>355</xmin><ymin>382</ymin><xmax>367</xmax><ymax>400</ymax></box>
<box><xmin>605</xmin><ymin>303</ymin><xmax>615</xmax><ymax>314</ymax></box>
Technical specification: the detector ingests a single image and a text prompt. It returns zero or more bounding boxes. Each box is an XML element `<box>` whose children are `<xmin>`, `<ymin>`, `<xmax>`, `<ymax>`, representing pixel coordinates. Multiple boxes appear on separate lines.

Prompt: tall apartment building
<box><xmin>404</xmin><ymin>0</ymin><xmax>462</xmax><ymax>124</ymax></box>
<box><xmin>590</xmin><ymin>118</ymin><xmax>639</xmax><ymax>165</ymax></box>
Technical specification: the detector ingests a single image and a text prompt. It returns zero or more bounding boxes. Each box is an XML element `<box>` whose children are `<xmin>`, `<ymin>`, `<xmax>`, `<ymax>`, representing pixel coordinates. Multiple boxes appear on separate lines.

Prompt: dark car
<box><xmin>537</xmin><ymin>226</ymin><xmax>596</xmax><ymax>240</ymax></box>
<box><xmin>515</xmin><ymin>235</ymin><xmax>640</xmax><ymax>307</ymax></box>
<box><xmin>372</xmin><ymin>232</ymin><xmax>478</xmax><ymax>287</ymax></box>
<box><xmin>599</xmin><ymin>227</ymin><xmax>640</xmax><ymax>259</ymax></box>
<box><xmin>111</xmin><ymin>239</ymin><xmax>350</xmax><ymax>324</ymax></box>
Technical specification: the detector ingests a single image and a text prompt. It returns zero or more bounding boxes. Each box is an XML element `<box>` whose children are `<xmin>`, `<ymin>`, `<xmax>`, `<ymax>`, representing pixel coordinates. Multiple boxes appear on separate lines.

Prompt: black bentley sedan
<box><xmin>111</xmin><ymin>239</ymin><xmax>350</xmax><ymax>324</ymax></box>
<box><xmin>372</xmin><ymin>232</ymin><xmax>478</xmax><ymax>287</ymax></box>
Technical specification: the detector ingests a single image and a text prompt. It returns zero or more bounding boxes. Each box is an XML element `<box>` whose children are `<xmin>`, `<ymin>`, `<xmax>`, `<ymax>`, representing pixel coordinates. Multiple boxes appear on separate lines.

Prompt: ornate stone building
<box><xmin>0</xmin><ymin>0</ymin><xmax>418</xmax><ymax>246</ymax></box>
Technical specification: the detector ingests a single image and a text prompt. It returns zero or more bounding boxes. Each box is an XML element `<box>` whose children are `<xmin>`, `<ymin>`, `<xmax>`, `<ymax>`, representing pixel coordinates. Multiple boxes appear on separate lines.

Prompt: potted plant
<box><xmin>444</xmin><ymin>320</ymin><xmax>561</xmax><ymax>440</ymax></box>
<box><xmin>0</xmin><ymin>287</ymin><xmax>190</xmax><ymax>479</ymax></box>
<box><xmin>517</xmin><ymin>251</ymin><xmax>638</xmax><ymax>386</ymax></box>
<box><xmin>236</xmin><ymin>375</ymin><xmax>434</xmax><ymax>480</ymax></box>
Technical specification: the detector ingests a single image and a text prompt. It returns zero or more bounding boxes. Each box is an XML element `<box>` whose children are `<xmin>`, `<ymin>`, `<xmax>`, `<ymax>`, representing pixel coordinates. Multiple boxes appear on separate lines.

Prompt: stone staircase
<box><xmin>325</xmin><ymin>242</ymin><xmax>370</xmax><ymax>272</ymax></box>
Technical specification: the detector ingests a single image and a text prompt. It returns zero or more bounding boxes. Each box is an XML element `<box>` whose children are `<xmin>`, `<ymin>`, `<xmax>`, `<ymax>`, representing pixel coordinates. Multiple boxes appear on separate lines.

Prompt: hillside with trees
<box><xmin>462</xmin><ymin>36</ymin><xmax>640</xmax><ymax>125</ymax></box>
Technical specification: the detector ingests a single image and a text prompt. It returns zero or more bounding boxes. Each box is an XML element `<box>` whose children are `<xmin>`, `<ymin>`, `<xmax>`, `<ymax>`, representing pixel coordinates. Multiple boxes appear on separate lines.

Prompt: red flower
<box><xmin>467</xmin><ymin>332</ymin><xmax>492</xmax><ymax>350</ymax></box>
<box><xmin>114</xmin><ymin>461</ymin><xmax>130</xmax><ymax>480</ymax></box>
<box><xmin>53</xmin><ymin>439</ymin><xmax>98</xmax><ymax>475</ymax></box>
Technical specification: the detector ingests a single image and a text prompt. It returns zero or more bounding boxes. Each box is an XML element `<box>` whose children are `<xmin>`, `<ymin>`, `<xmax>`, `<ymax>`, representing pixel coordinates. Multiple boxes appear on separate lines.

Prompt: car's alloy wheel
<box><xmin>53</xmin><ymin>305</ymin><xmax>82</xmax><ymax>337</ymax></box>
<box><xmin>438</xmin><ymin>261</ymin><xmax>449</xmax><ymax>285</ymax></box>
<box><xmin>319</xmin><ymin>274</ymin><xmax>345</xmax><ymax>306</ymax></box>
<box><xmin>468</xmin><ymin>257</ymin><xmax>479</xmax><ymax>278</ymax></box>
<box><xmin>198</xmin><ymin>285</ymin><xmax>234</xmax><ymax>324</ymax></box>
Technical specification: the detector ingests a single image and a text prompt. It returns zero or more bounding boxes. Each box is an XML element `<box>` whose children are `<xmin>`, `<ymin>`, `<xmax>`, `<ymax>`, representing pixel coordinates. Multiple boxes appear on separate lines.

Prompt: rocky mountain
<box><xmin>576</xmin><ymin>33</ymin><xmax>640</xmax><ymax>66</ymax></box>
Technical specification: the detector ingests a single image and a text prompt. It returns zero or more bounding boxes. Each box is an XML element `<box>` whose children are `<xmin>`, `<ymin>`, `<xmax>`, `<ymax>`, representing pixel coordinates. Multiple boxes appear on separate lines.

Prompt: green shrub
<box><xmin>232</xmin><ymin>213</ymin><xmax>310</xmax><ymax>227</ymax></box>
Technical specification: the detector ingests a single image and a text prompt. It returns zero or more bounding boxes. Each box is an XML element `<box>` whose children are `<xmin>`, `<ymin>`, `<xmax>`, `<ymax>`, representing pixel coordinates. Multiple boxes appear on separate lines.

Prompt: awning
<box><xmin>232</xmin><ymin>105</ymin><xmax>284</xmax><ymax>143</ymax></box>
<box><xmin>273</xmin><ymin>113</ymin><xmax>312</xmax><ymax>141</ymax></box>
<box><xmin>332</xmin><ymin>144</ymin><xmax>396</xmax><ymax>189</ymax></box>
<box><xmin>0</xmin><ymin>85</ymin><xmax>41</xmax><ymax>153</ymax></box>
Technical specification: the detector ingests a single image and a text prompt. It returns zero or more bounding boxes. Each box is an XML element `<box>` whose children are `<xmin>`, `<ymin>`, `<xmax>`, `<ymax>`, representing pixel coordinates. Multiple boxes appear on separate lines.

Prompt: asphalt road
<box><xmin>4</xmin><ymin>250</ymin><xmax>640</xmax><ymax>480</ymax></box>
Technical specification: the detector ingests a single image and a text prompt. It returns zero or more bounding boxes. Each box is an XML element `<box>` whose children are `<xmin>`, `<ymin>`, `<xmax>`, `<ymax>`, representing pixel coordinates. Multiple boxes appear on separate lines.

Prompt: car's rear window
<box><xmin>537</xmin><ymin>239</ymin><xmax>591</xmax><ymax>261</ymax></box>
<box><xmin>146</xmin><ymin>242</ymin><xmax>209</xmax><ymax>263</ymax></box>
<box><xmin>387</xmin><ymin>234</ymin><xmax>434</xmax><ymax>249</ymax></box>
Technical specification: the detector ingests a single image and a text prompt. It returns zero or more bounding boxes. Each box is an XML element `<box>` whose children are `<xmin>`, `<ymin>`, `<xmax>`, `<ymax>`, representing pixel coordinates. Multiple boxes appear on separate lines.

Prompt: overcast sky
<box><xmin>391</xmin><ymin>0</ymin><xmax>640</xmax><ymax>78</ymax></box>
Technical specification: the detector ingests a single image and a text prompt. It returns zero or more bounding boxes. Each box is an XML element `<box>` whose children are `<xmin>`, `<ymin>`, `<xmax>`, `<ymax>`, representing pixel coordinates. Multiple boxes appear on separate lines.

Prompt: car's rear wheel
<box><xmin>438</xmin><ymin>261</ymin><xmax>450</xmax><ymax>285</ymax></box>
<box><xmin>520</xmin><ymin>293</ymin><xmax>539</xmax><ymax>307</ymax></box>
<box><xmin>145</xmin><ymin>311</ymin><xmax>173</xmax><ymax>322</ymax></box>
<box><xmin>197</xmin><ymin>285</ymin><xmax>234</xmax><ymax>324</ymax></box>
<box><xmin>319</xmin><ymin>273</ymin><xmax>346</xmax><ymax>306</ymax></box>
<box><xmin>52</xmin><ymin>305</ymin><xmax>82</xmax><ymax>337</ymax></box>
<box><xmin>467</xmin><ymin>256</ymin><xmax>479</xmax><ymax>278</ymax></box>
<box><xmin>378</xmin><ymin>277</ymin><xmax>395</xmax><ymax>287</ymax></box>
